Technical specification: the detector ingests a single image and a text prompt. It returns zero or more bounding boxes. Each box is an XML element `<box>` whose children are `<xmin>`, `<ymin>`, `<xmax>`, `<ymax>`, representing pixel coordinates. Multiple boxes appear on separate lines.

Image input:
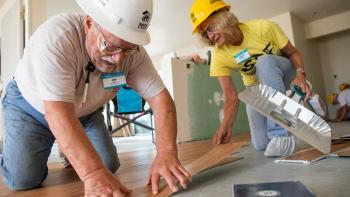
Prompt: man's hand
<box><xmin>83</xmin><ymin>168</ymin><xmax>131</xmax><ymax>197</ymax></box>
<box><xmin>147</xmin><ymin>151</ymin><xmax>192</xmax><ymax>195</ymax></box>
<box><xmin>44</xmin><ymin>101</ymin><xmax>129</xmax><ymax>196</ymax></box>
<box><xmin>292</xmin><ymin>73</ymin><xmax>311</xmax><ymax>100</ymax></box>
<box><xmin>213</xmin><ymin>123</ymin><xmax>232</xmax><ymax>145</ymax></box>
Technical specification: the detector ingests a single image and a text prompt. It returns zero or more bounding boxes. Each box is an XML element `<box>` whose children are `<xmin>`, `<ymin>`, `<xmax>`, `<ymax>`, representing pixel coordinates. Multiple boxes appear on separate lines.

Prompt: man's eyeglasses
<box><xmin>96</xmin><ymin>24</ymin><xmax>139</xmax><ymax>55</ymax></box>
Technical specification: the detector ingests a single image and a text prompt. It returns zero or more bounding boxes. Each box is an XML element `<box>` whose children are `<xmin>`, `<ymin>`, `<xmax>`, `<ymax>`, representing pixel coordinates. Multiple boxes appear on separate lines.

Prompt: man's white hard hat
<box><xmin>76</xmin><ymin>0</ymin><xmax>153</xmax><ymax>45</ymax></box>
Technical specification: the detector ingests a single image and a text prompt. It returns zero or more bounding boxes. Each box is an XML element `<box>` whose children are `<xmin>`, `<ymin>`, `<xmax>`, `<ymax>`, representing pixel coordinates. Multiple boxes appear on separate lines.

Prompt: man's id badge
<box><xmin>100</xmin><ymin>72</ymin><xmax>127</xmax><ymax>89</ymax></box>
<box><xmin>234</xmin><ymin>49</ymin><xmax>251</xmax><ymax>64</ymax></box>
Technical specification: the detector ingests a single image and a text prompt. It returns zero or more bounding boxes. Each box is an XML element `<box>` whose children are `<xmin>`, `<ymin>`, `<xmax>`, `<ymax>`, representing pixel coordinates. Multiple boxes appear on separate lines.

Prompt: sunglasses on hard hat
<box><xmin>96</xmin><ymin>24</ymin><xmax>140</xmax><ymax>55</ymax></box>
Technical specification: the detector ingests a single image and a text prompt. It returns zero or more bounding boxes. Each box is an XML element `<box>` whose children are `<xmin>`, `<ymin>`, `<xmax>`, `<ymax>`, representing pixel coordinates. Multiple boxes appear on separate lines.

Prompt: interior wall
<box><xmin>0</xmin><ymin>0</ymin><xmax>16</xmax><ymax>39</ymax></box>
<box><xmin>153</xmin><ymin>43</ymin><xmax>209</xmax><ymax>71</ymax></box>
<box><xmin>24</xmin><ymin>0</ymin><xmax>46</xmax><ymax>42</ymax></box>
<box><xmin>1</xmin><ymin>0</ymin><xmax>23</xmax><ymax>88</ymax></box>
<box><xmin>45</xmin><ymin>0</ymin><xmax>82</xmax><ymax>18</ymax></box>
<box><xmin>0</xmin><ymin>38</ymin><xmax>2</xmax><ymax>144</ymax></box>
<box><xmin>23</xmin><ymin>0</ymin><xmax>82</xmax><ymax>42</ymax></box>
<box><xmin>0</xmin><ymin>0</ymin><xmax>24</xmax><ymax>144</ymax></box>
<box><xmin>269</xmin><ymin>12</ymin><xmax>295</xmax><ymax>45</ymax></box>
<box><xmin>163</xmin><ymin>58</ymin><xmax>249</xmax><ymax>142</ymax></box>
<box><xmin>290</xmin><ymin>14</ymin><xmax>326</xmax><ymax>102</ymax></box>
<box><xmin>317</xmin><ymin>30</ymin><xmax>350</xmax><ymax>117</ymax></box>
<box><xmin>305</xmin><ymin>11</ymin><xmax>350</xmax><ymax>39</ymax></box>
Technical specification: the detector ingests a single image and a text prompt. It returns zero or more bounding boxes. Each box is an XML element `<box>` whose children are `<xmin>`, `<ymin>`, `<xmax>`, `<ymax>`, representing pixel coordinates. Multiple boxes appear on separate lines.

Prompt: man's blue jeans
<box><xmin>246</xmin><ymin>55</ymin><xmax>296</xmax><ymax>151</ymax></box>
<box><xmin>0</xmin><ymin>80</ymin><xmax>119</xmax><ymax>190</ymax></box>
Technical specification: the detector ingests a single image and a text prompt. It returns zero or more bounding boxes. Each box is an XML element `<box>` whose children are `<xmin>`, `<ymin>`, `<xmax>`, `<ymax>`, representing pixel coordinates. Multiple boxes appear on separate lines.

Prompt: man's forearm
<box><xmin>147</xmin><ymin>90</ymin><xmax>178</xmax><ymax>152</ymax></box>
<box><xmin>44</xmin><ymin>101</ymin><xmax>105</xmax><ymax>180</ymax></box>
<box><xmin>155</xmin><ymin>105</ymin><xmax>178</xmax><ymax>153</ymax></box>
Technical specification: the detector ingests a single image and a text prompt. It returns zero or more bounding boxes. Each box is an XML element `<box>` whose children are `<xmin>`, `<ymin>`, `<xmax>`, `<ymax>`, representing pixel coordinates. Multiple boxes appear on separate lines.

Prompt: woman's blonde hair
<box><xmin>194</xmin><ymin>10</ymin><xmax>240</xmax><ymax>47</ymax></box>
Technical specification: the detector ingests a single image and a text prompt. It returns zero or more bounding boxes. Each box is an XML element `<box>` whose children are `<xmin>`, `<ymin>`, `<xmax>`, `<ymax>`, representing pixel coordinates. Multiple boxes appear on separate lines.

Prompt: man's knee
<box><xmin>2</xmin><ymin>169</ymin><xmax>47</xmax><ymax>191</ymax></box>
<box><xmin>105</xmin><ymin>157</ymin><xmax>120</xmax><ymax>173</ymax></box>
<box><xmin>1</xmin><ymin>154</ymin><xmax>48</xmax><ymax>191</ymax></box>
<box><xmin>96</xmin><ymin>144</ymin><xmax>120</xmax><ymax>173</ymax></box>
<box><xmin>99</xmin><ymin>147</ymin><xmax>120</xmax><ymax>173</ymax></box>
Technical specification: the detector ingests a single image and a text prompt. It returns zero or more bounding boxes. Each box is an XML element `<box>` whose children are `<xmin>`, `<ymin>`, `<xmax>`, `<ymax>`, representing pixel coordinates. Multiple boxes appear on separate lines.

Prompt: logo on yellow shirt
<box><xmin>238</xmin><ymin>43</ymin><xmax>278</xmax><ymax>76</ymax></box>
<box><xmin>240</xmin><ymin>54</ymin><xmax>259</xmax><ymax>76</ymax></box>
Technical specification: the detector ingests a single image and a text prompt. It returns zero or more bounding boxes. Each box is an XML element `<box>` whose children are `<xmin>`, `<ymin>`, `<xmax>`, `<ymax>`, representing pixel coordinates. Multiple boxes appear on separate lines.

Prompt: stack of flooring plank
<box><xmin>275</xmin><ymin>137</ymin><xmax>350</xmax><ymax>164</ymax></box>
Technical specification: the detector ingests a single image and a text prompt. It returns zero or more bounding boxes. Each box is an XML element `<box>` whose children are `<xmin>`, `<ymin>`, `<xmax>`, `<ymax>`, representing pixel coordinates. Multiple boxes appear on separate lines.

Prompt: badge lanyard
<box><xmin>82</xmin><ymin>62</ymin><xmax>96</xmax><ymax>107</ymax></box>
<box><xmin>81</xmin><ymin>62</ymin><xmax>127</xmax><ymax>107</ymax></box>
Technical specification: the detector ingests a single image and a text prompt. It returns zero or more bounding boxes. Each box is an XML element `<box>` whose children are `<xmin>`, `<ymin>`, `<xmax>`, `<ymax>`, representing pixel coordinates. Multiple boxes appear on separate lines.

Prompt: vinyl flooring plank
<box><xmin>131</xmin><ymin>141</ymin><xmax>247</xmax><ymax>197</ymax></box>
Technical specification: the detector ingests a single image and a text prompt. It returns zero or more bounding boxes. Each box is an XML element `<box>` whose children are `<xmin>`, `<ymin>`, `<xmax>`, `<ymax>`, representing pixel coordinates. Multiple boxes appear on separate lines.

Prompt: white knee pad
<box><xmin>264</xmin><ymin>135</ymin><xmax>296</xmax><ymax>157</ymax></box>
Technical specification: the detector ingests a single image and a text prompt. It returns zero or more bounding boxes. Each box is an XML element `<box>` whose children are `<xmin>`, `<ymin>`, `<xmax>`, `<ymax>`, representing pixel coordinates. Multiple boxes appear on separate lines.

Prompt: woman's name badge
<box><xmin>234</xmin><ymin>49</ymin><xmax>251</xmax><ymax>64</ymax></box>
<box><xmin>101</xmin><ymin>72</ymin><xmax>127</xmax><ymax>89</ymax></box>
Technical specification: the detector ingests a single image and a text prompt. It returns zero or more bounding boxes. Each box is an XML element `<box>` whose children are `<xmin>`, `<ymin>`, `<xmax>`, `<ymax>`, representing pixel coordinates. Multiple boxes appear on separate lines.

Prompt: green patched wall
<box><xmin>187</xmin><ymin>64</ymin><xmax>250</xmax><ymax>141</ymax></box>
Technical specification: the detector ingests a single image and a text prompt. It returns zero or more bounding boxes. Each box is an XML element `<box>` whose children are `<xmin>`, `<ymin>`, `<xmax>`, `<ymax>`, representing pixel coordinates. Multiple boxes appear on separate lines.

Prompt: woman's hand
<box><xmin>292</xmin><ymin>72</ymin><xmax>311</xmax><ymax>100</ymax></box>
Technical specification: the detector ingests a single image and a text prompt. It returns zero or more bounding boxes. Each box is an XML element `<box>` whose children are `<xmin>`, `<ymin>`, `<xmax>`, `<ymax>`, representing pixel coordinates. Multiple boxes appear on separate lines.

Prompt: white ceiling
<box><xmin>146</xmin><ymin>0</ymin><xmax>350</xmax><ymax>57</ymax></box>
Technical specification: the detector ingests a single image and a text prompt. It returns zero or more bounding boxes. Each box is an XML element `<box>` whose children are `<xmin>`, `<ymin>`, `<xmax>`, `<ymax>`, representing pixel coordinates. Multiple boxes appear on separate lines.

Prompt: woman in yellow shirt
<box><xmin>189</xmin><ymin>0</ymin><xmax>311</xmax><ymax>156</ymax></box>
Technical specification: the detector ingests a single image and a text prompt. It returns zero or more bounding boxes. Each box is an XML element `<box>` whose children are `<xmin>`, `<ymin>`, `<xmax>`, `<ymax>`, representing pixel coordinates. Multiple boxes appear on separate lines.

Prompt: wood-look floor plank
<box><xmin>130</xmin><ymin>141</ymin><xmax>247</xmax><ymax>197</ymax></box>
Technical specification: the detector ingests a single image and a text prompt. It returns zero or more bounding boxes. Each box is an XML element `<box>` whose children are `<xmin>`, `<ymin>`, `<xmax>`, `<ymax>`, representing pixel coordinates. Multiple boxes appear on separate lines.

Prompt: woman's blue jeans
<box><xmin>246</xmin><ymin>55</ymin><xmax>296</xmax><ymax>151</ymax></box>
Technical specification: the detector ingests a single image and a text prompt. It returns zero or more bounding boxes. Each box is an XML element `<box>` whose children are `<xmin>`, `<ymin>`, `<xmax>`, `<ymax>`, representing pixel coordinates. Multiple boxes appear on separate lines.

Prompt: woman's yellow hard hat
<box><xmin>189</xmin><ymin>0</ymin><xmax>230</xmax><ymax>34</ymax></box>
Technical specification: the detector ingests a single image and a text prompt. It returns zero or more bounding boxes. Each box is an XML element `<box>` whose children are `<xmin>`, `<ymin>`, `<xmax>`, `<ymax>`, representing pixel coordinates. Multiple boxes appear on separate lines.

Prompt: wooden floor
<box><xmin>0</xmin><ymin>134</ymin><xmax>250</xmax><ymax>197</ymax></box>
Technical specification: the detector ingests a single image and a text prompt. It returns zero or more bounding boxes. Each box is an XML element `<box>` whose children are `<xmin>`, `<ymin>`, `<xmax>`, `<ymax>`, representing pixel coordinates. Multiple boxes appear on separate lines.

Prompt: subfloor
<box><xmin>174</xmin><ymin>121</ymin><xmax>350</xmax><ymax>197</ymax></box>
<box><xmin>174</xmin><ymin>143</ymin><xmax>350</xmax><ymax>197</ymax></box>
<box><xmin>0</xmin><ymin>122</ymin><xmax>350</xmax><ymax>196</ymax></box>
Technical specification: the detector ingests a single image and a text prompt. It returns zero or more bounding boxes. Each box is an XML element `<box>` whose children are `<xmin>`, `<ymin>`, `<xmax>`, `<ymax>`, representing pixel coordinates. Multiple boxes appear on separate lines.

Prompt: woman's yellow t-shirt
<box><xmin>210</xmin><ymin>19</ymin><xmax>289</xmax><ymax>86</ymax></box>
